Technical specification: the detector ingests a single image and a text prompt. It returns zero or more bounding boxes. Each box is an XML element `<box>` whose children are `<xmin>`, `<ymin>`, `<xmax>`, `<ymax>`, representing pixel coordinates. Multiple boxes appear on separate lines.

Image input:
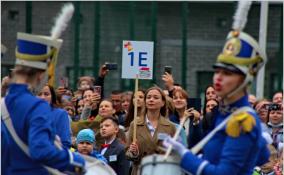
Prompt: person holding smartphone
<box><xmin>169</xmin><ymin>88</ymin><xmax>203</xmax><ymax>148</ymax></box>
<box><xmin>80</xmin><ymin>87</ymin><xmax>101</xmax><ymax>121</ymax></box>
<box><xmin>162</xmin><ymin>67</ymin><xmax>183</xmax><ymax>98</ymax></box>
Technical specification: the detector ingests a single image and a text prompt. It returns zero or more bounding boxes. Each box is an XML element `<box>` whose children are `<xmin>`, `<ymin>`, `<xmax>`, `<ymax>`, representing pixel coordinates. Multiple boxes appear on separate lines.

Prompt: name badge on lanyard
<box><xmin>109</xmin><ymin>155</ymin><xmax>117</xmax><ymax>162</ymax></box>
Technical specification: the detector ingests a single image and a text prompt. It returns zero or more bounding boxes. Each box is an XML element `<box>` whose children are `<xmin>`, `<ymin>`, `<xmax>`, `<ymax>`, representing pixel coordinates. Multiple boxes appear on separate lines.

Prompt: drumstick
<box><xmin>190</xmin><ymin>106</ymin><xmax>253</xmax><ymax>154</ymax></box>
<box><xmin>163</xmin><ymin>116</ymin><xmax>188</xmax><ymax>160</ymax></box>
<box><xmin>133</xmin><ymin>74</ymin><xmax>139</xmax><ymax>143</ymax></box>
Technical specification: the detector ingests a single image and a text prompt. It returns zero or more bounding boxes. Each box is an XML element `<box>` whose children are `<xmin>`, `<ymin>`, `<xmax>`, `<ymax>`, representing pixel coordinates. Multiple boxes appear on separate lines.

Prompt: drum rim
<box><xmin>140</xmin><ymin>161</ymin><xmax>180</xmax><ymax>168</ymax></box>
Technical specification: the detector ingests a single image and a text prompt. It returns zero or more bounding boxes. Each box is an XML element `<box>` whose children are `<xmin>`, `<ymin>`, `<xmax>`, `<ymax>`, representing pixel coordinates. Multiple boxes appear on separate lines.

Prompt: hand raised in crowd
<box><xmin>99</xmin><ymin>64</ymin><xmax>109</xmax><ymax>78</ymax></box>
<box><xmin>91</xmin><ymin>92</ymin><xmax>101</xmax><ymax>105</ymax></box>
<box><xmin>184</xmin><ymin>108</ymin><xmax>201</xmax><ymax>122</ymax></box>
<box><xmin>129</xmin><ymin>142</ymin><xmax>139</xmax><ymax>157</ymax></box>
<box><xmin>162</xmin><ymin>72</ymin><xmax>174</xmax><ymax>91</ymax></box>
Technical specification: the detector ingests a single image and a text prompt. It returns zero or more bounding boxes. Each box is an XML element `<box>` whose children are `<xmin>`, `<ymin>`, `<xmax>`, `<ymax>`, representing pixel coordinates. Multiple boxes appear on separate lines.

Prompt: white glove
<box><xmin>163</xmin><ymin>136</ymin><xmax>189</xmax><ymax>157</ymax></box>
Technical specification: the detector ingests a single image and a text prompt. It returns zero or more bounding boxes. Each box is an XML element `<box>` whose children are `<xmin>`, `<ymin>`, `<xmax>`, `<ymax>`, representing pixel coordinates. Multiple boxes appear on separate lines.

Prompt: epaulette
<box><xmin>226</xmin><ymin>111</ymin><xmax>256</xmax><ymax>137</ymax></box>
<box><xmin>70</xmin><ymin>147</ymin><xmax>76</xmax><ymax>152</ymax></box>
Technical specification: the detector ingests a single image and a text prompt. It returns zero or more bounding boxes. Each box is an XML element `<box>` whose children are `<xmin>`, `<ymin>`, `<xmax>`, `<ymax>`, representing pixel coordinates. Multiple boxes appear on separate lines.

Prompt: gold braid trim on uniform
<box><xmin>47</xmin><ymin>48</ymin><xmax>59</xmax><ymax>87</ymax></box>
<box><xmin>226</xmin><ymin>112</ymin><xmax>256</xmax><ymax>137</ymax></box>
<box><xmin>217</xmin><ymin>54</ymin><xmax>262</xmax><ymax>66</ymax></box>
<box><xmin>15</xmin><ymin>47</ymin><xmax>56</xmax><ymax>61</ymax></box>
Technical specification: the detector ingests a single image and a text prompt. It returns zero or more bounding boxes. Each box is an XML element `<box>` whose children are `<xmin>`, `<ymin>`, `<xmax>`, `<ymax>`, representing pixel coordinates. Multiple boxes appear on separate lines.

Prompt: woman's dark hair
<box><xmin>45</xmin><ymin>85</ymin><xmax>60</xmax><ymax>108</ymax></box>
<box><xmin>202</xmin><ymin>85</ymin><xmax>216</xmax><ymax>116</ymax></box>
<box><xmin>74</xmin><ymin>98</ymin><xmax>83</xmax><ymax>116</ymax></box>
<box><xmin>124</xmin><ymin>89</ymin><xmax>146</xmax><ymax>128</ymax></box>
<box><xmin>145</xmin><ymin>86</ymin><xmax>168</xmax><ymax>117</ymax></box>
<box><xmin>202</xmin><ymin>98</ymin><xmax>219</xmax><ymax>133</ymax></box>
<box><xmin>202</xmin><ymin>85</ymin><xmax>219</xmax><ymax>133</ymax></box>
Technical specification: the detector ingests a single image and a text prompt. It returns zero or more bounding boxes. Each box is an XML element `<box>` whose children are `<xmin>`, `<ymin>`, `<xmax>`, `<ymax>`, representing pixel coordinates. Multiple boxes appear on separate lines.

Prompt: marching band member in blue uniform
<box><xmin>37</xmin><ymin>85</ymin><xmax>72</xmax><ymax>149</ymax></box>
<box><xmin>2</xmin><ymin>15</ymin><xmax>86</xmax><ymax>175</ymax></box>
<box><xmin>163</xmin><ymin>1</ymin><xmax>270</xmax><ymax>175</ymax></box>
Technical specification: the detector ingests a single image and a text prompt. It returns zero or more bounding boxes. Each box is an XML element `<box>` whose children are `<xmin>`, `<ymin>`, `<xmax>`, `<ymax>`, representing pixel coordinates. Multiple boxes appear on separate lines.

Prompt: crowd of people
<box><xmin>2</xmin><ymin>61</ymin><xmax>283</xmax><ymax>175</ymax></box>
<box><xmin>1</xmin><ymin>2</ymin><xmax>283</xmax><ymax>175</ymax></box>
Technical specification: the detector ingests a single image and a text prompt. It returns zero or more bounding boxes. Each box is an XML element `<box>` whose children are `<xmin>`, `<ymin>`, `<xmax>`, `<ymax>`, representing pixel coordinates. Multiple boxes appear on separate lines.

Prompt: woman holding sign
<box><xmin>163</xmin><ymin>1</ymin><xmax>270</xmax><ymax>175</ymax></box>
<box><xmin>126</xmin><ymin>86</ymin><xmax>176</xmax><ymax>175</ymax></box>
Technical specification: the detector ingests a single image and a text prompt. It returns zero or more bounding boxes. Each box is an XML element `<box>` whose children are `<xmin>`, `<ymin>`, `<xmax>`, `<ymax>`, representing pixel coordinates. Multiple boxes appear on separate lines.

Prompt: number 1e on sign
<box><xmin>122</xmin><ymin>40</ymin><xmax>154</xmax><ymax>79</ymax></box>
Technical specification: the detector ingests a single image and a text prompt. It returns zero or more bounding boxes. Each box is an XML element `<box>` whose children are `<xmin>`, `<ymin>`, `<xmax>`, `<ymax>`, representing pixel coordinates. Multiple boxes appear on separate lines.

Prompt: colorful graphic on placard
<box><xmin>124</xmin><ymin>41</ymin><xmax>133</xmax><ymax>52</ymax></box>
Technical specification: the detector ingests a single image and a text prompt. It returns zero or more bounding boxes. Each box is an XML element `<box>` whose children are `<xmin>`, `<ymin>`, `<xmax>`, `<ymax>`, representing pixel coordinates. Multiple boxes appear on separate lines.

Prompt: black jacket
<box><xmin>101</xmin><ymin>138</ymin><xmax>129</xmax><ymax>175</ymax></box>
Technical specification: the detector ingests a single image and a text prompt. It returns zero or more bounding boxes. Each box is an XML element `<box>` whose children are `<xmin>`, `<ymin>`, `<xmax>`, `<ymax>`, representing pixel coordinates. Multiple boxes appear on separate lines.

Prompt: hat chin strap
<box><xmin>225</xmin><ymin>73</ymin><xmax>253</xmax><ymax>99</ymax></box>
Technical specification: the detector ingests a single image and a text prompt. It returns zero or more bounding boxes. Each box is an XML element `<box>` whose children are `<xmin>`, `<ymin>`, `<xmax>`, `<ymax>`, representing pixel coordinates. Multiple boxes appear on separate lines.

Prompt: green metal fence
<box><xmin>2</xmin><ymin>1</ymin><xmax>281</xmax><ymax>98</ymax></box>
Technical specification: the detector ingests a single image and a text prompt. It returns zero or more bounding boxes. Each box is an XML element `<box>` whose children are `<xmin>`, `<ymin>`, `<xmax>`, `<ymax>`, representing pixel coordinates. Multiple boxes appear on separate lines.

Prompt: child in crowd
<box><xmin>100</xmin><ymin>116</ymin><xmax>129</xmax><ymax>175</ymax></box>
<box><xmin>76</xmin><ymin>129</ymin><xmax>107</xmax><ymax>163</ymax></box>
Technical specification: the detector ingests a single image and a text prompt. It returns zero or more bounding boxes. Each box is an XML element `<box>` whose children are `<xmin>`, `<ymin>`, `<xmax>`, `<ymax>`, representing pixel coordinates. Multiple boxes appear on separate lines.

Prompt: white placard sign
<box><xmin>122</xmin><ymin>40</ymin><xmax>154</xmax><ymax>79</ymax></box>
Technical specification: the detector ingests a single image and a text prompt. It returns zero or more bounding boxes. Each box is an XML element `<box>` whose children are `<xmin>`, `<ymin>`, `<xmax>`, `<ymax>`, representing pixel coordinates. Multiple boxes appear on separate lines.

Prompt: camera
<box><xmin>105</xmin><ymin>63</ymin><xmax>118</xmax><ymax>70</ymax></box>
<box><xmin>268</xmin><ymin>103</ymin><xmax>282</xmax><ymax>111</ymax></box>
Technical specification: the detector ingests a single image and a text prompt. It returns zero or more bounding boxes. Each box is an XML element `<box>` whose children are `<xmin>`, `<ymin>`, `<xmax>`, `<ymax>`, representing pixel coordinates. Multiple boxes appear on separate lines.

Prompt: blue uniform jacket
<box><xmin>180</xmin><ymin>95</ymin><xmax>270</xmax><ymax>175</ymax></box>
<box><xmin>52</xmin><ymin>108</ymin><xmax>72</xmax><ymax>148</ymax></box>
<box><xmin>2</xmin><ymin>122</ymin><xmax>11</xmax><ymax>175</ymax></box>
<box><xmin>2</xmin><ymin>84</ymin><xmax>84</xmax><ymax>175</ymax></box>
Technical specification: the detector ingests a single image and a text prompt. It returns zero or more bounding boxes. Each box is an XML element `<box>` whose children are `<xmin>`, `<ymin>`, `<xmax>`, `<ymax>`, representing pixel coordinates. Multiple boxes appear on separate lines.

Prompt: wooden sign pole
<box><xmin>133</xmin><ymin>74</ymin><xmax>139</xmax><ymax>143</ymax></box>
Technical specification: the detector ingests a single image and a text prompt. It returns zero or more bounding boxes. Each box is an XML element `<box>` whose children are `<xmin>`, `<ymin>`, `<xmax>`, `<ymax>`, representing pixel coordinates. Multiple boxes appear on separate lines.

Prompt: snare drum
<box><xmin>83</xmin><ymin>155</ymin><xmax>116</xmax><ymax>175</ymax></box>
<box><xmin>139</xmin><ymin>154</ymin><xmax>185</xmax><ymax>175</ymax></box>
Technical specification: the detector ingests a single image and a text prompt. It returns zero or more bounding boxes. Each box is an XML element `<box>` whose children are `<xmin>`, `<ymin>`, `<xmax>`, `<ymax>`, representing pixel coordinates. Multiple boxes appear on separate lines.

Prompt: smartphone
<box><xmin>94</xmin><ymin>85</ymin><xmax>101</xmax><ymax>95</ymax></box>
<box><xmin>187</xmin><ymin>98</ymin><xmax>202</xmax><ymax>113</ymax></box>
<box><xmin>60</xmin><ymin>77</ymin><xmax>68</xmax><ymax>88</ymax></box>
<box><xmin>105</xmin><ymin>63</ymin><xmax>118</xmax><ymax>70</ymax></box>
<box><xmin>164</xmin><ymin>66</ymin><xmax>172</xmax><ymax>74</ymax></box>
